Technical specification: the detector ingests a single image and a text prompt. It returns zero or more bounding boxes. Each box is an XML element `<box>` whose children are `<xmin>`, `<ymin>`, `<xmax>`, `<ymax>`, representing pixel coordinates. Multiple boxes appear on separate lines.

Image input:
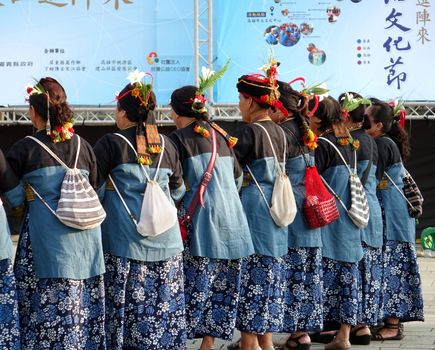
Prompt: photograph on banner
<box><xmin>214</xmin><ymin>0</ymin><xmax>433</xmax><ymax>103</ymax></box>
<box><xmin>0</xmin><ymin>0</ymin><xmax>195</xmax><ymax>106</ymax></box>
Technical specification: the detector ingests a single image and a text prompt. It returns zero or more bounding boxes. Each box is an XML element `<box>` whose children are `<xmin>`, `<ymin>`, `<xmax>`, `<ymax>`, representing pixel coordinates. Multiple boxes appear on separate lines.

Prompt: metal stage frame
<box><xmin>1</xmin><ymin>1</ymin><xmax>434</xmax><ymax>125</ymax></box>
<box><xmin>0</xmin><ymin>102</ymin><xmax>434</xmax><ymax>126</ymax></box>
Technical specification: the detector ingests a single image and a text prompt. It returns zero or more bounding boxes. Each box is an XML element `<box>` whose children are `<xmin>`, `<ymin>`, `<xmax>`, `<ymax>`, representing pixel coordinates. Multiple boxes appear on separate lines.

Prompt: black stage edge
<box><xmin>1</xmin><ymin>119</ymin><xmax>434</xmax><ymax>237</ymax></box>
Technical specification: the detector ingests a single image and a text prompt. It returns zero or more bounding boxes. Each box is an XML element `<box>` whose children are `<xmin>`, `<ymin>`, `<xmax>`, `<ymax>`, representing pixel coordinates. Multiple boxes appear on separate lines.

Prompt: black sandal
<box><xmin>349</xmin><ymin>325</ymin><xmax>371</xmax><ymax>345</ymax></box>
<box><xmin>309</xmin><ymin>331</ymin><xmax>337</xmax><ymax>344</ymax></box>
<box><xmin>371</xmin><ymin>321</ymin><xmax>404</xmax><ymax>341</ymax></box>
<box><xmin>284</xmin><ymin>334</ymin><xmax>311</xmax><ymax>350</ymax></box>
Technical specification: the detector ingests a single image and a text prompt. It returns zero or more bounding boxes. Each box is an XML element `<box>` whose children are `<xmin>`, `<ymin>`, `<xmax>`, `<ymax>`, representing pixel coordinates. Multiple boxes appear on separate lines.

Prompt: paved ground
<box><xmin>187</xmin><ymin>247</ymin><xmax>435</xmax><ymax>350</ymax></box>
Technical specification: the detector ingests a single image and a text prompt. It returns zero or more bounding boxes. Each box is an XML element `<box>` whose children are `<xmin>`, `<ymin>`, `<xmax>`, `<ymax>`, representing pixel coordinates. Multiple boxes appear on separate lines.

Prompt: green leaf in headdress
<box><xmin>198</xmin><ymin>59</ymin><xmax>231</xmax><ymax>96</ymax></box>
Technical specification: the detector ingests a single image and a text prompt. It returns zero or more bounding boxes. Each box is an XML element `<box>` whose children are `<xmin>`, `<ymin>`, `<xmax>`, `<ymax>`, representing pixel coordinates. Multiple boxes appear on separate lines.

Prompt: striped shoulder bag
<box><xmin>318</xmin><ymin>137</ymin><xmax>370</xmax><ymax>228</ymax></box>
<box><xmin>26</xmin><ymin>135</ymin><xmax>106</xmax><ymax>230</ymax></box>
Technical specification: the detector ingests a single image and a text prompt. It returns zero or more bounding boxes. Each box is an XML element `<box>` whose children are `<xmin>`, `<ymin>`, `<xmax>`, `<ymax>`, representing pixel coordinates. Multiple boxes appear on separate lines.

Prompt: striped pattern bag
<box><xmin>27</xmin><ymin>135</ymin><xmax>106</xmax><ymax>230</ymax></box>
<box><xmin>319</xmin><ymin>137</ymin><xmax>370</xmax><ymax>228</ymax></box>
<box><xmin>384</xmin><ymin>169</ymin><xmax>423</xmax><ymax>219</ymax></box>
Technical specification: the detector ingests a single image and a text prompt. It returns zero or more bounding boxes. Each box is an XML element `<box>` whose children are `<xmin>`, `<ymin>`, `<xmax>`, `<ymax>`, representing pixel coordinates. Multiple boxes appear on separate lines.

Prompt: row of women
<box><xmin>0</xmin><ymin>69</ymin><xmax>424</xmax><ymax>350</ymax></box>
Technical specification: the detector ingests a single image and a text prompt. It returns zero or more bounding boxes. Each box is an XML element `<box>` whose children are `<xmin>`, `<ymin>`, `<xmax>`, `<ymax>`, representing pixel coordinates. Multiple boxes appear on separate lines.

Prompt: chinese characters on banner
<box><xmin>383</xmin><ymin>0</ymin><xmax>412</xmax><ymax>90</ymax></box>
<box><xmin>0</xmin><ymin>0</ymin><xmax>133</xmax><ymax>10</ymax></box>
<box><xmin>417</xmin><ymin>0</ymin><xmax>431</xmax><ymax>44</ymax></box>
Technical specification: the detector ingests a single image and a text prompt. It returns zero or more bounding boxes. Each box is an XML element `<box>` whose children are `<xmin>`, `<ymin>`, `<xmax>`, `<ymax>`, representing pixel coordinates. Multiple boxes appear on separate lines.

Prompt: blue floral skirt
<box><xmin>357</xmin><ymin>243</ymin><xmax>382</xmax><ymax>326</ymax></box>
<box><xmin>282</xmin><ymin>247</ymin><xmax>323</xmax><ymax>333</ymax></box>
<box><xmin>381</xmin><ymin>240</ymin><xmax>424</xmax><ymax>322</ymax></box>
<box><xmin>13</xmin><ymin>222</ymin><xmax>106</xmax><ymax>350</ymax></box>
<box><xmin>322</xmin><ymin>258</ymin><xmax>359</xmax><ymax>326</ymax></box>
<box><xmin>0</xmin><ymin>258</ymin><xmax>20</xmax><ymax>350</ymax></box>
<box><xmin>236</xmin><ymin>253</ymin><xmax>286</xmax><ymax>334</ymax></box>
<box><xmin>184</xmin><ymin>246</ymin><xmax>242</xmax><ymax>341</ymax></box>
<box><xmin>104</xmin><ymin>252</ymin><xmax>187</xmax><ymax>350</ymax></box>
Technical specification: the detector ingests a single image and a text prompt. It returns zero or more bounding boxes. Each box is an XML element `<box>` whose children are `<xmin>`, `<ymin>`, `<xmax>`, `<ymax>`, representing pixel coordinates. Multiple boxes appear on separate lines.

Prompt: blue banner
<box><xmin>0</xmin><ymin>0</ymin><xmax>433</xmax><ymax>105</ymax></box>
<box><xmin>214</xmin><ymin>0</ymin><xmax>434</xmax><ymax>102</ymax></box>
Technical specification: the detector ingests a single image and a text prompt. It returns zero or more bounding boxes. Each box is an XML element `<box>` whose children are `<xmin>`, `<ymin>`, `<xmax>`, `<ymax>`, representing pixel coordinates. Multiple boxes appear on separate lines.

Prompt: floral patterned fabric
<box><xmin>14</xmin><ymin>221</ymin><xmax>106</xmax><ymax>350</ymax></box>
<box><xmin>0</xmin><ymin>258</ymin><xmax>20</xmax><ymax>350</ymax></box>
<box><xmin>377</xmin><ymin>192</ymin><xmax>424</xmax><ymax>323</ymax></box>
<box><xmin>236</xmin><ymin>253</ymin><xmax>286</xmax><ymax>334</ymax></box>
<box><xmin>282</xmin><ymin>247</ymin><xmax>323</xmax><ymax>333</ymax></box>
<box><xmin>104</xmin><ymin>252</ymin><xmax>187</xmax><ymax>350</ymax></box>
<box><xmin>357</xmin><ymin>243</ymin><xmax>382</xmax><ymax>326</ymax></box>
<box><xmin>381</xmin><ymin>240</ymin><xmax>424</xmax><ymax>322</ymax></box>
<box><xmin>184</xmin><ymin>247</ymin><xmax>242</xmax><ymax>341</ymax></box>
<box><xmin>322</xmin><ymin>257</ymin><xmax>359</xmax><ymax>326</ymax></box>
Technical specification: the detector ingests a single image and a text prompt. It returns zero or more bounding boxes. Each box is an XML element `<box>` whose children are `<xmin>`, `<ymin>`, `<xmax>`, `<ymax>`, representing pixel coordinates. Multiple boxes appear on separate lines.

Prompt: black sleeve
<box><xmin>0</xmin><ymin>148</ymin><xmax>20</xmax><ymax>193</ymax></box>
<box><xmin>93</xmin><ymin>135</ymin><xmax>113</xmax><ymax>188</ymax></box>
<box><xmin>6</xmin><ymin>140</ymin><xmax>27</xmax><ymax>180</ymax></box>
<box><xmin>165</xmin><ymin>136</ymin><xmax>184</xmax><ymax>190</ymax></box>
<box><xmin>233</xmin><ymin>125</ymin><xmax>255</xmax><ymax>167</ymax></box>
<box><xmin>375</xmin><ymin>139</ymin><xmax>393</xmax><ymax>181</ymax></box>
<box><xmin>168</xmin><ymin>130</ymin><xmax>188</xmax><ymax>165</ymax></box>
<box><xmin>315</xmin><ymin>139</ymin><xmax>331</xmax><ymax>175</ymax></box>
<box><xmin>82</xmin><ymin>139</ymin><xmax>99</xmax><ymax>190</ymax></box>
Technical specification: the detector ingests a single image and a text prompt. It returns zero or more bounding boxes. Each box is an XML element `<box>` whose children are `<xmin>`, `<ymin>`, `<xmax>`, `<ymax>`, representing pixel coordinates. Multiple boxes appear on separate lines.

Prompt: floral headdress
<box><xmin>388</xmin><ymin>98</ymin><xmax>407</xmax><ymax>128</ymax></box>
<box><xmin>340</xmin><ymin>92</ymin><xmax>371</xmax><ymax>119</ymax></box>
<box><xmin>26</xmin><ymin>81</ymin><xmax>74</xmax><ymax>143</ymax></box>
<box><xmin>287</xmin><ymin>77</ymin><xmax>329</xmax><ymax>151</ymax></box>
<box><xmin>257</xmin><ymin>53</ymin><xmax>288</xmax><ymax>116</ymax></box>
<box><xmin>117</xmin><ymin>70</ymin><xmax>160</xmax><ymax>165</ymax></box>
<box><xmin>184</xmin><ymin>59</ymin><xmax>238</xmax><ymax>148</ymax></box>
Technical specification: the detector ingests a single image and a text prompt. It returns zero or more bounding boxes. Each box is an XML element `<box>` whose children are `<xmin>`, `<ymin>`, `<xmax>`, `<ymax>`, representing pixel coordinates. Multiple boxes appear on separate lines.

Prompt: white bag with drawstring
<box><xmin>246</xmin><ymin>123</ymin><xmax>297</xmax><ymax>227</ymax></box>
<box><xmin>109</xmin><ymin>133</ymin><xmax>177</xmax><ymax>237</ymax></box>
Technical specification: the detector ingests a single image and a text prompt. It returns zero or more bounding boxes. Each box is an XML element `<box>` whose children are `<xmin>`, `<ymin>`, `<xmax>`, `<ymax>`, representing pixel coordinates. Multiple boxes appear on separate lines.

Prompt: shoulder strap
<box><xmin>281</xmin><ymin>125</ymin><xmax>310</xmax><ymax>167</ymax></box>
<box><xmin>184</xmin><ymin>128</ymin><xmax>218</xmax><ymax>222</ymax></box>
<box><xmin>320</xmin><ymin>174</ymin><xmax>350</xmax><ymax>214</ymax></box>
<box><xmin>113</xmin><ymin>133</ymin><xmax>166</xmax><ymax>182</ymax></box>
<box><xmin>253</xmin><ymin>122</ymin><xmax>285</xmax><ymax>173</ymax></box>
<box><xmin>361</xmin><ymin>137</ymin><xmax>373</xmax><ymax>186</ymax></box>
<box><xmin>318</xmin><ymin>136</ymin><xmax>355</xmax><ymax>175</ymax></box>
<box><xmin>107</xmin><ymin>174</ymin><xmax>138</xmax><ymax>226</ymax></box>
<box><xmin>246</xmin><ymin>164</ymin><xmax>270</xmax><ymax>209</ymax></box>
<box><xmin>383</xmin><ymin>171</ymin><xmax>415</xmax><ymax>209</ymax></box>
<box><xmin>26</xmin><ymin>135</ymin><xmax>81</xmax><ymax>170</ymax></box>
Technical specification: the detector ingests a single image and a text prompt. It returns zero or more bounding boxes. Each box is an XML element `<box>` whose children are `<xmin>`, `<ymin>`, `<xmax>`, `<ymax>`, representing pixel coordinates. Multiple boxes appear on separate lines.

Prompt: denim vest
<box><xmin>320</xmin><ymin>165</ymin><xmax>364</xmax><ymax>263</ymax></box>
<box><xmin>379</xmin><ymin>162</ymin><xmax>416</xmax><ymax>243</ymax></box>
<box><xmin>23</xmin><ymin>167</ymin><xmax>105</xmax><ymax>279</ymax></box>
<box><xmin>101</xmin><ymin>163</ymin><xmax>185</xmax><ymax>262</ymax></box>
<box><xmin>184</xmin><ymin>154</ymin><xmax>254</xmax><ymax>259</ymax></box>
<box><xmin>286</xmin><ymin>154</ymin><xmax>322</xmax><ymax>248</ymax></box>
<box><xmin>241</xmin><ymin>157</ymin><xmax>289</xmax><ymax>258</ymax></box>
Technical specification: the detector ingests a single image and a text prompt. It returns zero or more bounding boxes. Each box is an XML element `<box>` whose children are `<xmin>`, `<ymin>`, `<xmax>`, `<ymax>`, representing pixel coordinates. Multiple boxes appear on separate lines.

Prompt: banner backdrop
<box><xmin>0</xmin><ymin>0</ymin><xmax>195</xmax><ymax>105</ymax></box>
<box><xmin>0</xmin><ymin>0</ymin><xmax>433</xmax><ymax>105</ymax></box>
<box><xmin>214</xmin><ymin>0</ymin><xmax>434</xmax><ymax>103</ymax></box>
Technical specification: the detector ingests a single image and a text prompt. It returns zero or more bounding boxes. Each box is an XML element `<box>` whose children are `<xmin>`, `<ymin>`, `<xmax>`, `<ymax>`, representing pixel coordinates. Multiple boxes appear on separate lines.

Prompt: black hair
<box><xmin>117</xmin><ymin>83</ymin><xmax>157</xmax><ymax>123</ymax></box>
<box><xmin>170</xmin><ymin>85</ymin><xmax>208</xmax><ymax>120</ymax></box>
<box><xmin>28</xmin><ymin>77</ymin><xmax>73</xmax><ymax>127</ymax></box>
<box><xmin>309</xmin><ymin>96</ymin><xmax>342</xmax><ymax>132</ymax></box>
<box><xmin>370</xmin><ymin>98</ymin><xmax>411</xmax><ymax>161</ymax></box>
<box><xmin>276</xmin><ymin>80</ymin><xmax>309</xmax><ymax>133</ymax></box>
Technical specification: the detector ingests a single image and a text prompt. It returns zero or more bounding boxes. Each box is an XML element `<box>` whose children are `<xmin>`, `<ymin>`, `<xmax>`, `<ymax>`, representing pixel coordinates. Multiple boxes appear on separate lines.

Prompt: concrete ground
<box><xmin>187</xmin><ymin>248</ymin><xmax>435</xmax><ymax>350</ymax></box>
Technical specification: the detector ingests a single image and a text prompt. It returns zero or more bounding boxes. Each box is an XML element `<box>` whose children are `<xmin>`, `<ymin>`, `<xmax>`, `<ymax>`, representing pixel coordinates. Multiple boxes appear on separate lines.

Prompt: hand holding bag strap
<box><xmin>184</xmin><ymin>127</ymin><xmax>218</xmax><ymax>222</ymax></box>
<box><xmin>361</xmin><ymin>137</ymin><xmax>373</xmax><ymax>186</ymax></box>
